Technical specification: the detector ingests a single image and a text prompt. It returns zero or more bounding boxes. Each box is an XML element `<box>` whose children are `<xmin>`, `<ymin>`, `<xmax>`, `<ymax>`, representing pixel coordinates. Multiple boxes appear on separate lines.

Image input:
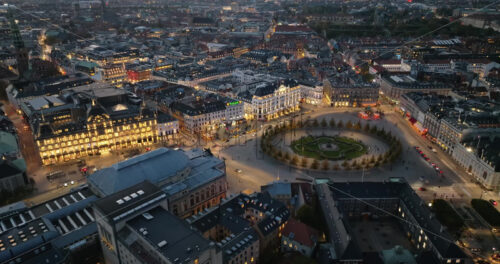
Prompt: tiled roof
<box><xmin>282</xmin><ymin>219</ymin><xmax>318</xmax><ymax>247</ymax></box>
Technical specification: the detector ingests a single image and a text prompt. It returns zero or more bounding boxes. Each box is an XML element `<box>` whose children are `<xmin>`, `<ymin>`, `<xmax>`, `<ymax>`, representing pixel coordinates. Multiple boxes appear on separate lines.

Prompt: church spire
<box><xmin>7</xmin><ymin>8</ymin><xmax>29</xmax><ymax>78</ymax></box>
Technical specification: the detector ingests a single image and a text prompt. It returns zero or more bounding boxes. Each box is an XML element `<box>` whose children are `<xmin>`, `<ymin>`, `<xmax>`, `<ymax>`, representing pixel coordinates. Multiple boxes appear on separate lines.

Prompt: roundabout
<box><xmin>261</xmin><ymin>119</ymin><xmax>402</xmax><ymax>171</ymax></box>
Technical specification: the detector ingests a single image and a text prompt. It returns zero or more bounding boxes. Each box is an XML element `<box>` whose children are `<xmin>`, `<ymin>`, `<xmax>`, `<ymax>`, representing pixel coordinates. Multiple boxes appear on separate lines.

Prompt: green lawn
<box><xmin>291</xmin><ymin>135</ymin><xmax>366</xmax><ymax>160</ymax></box>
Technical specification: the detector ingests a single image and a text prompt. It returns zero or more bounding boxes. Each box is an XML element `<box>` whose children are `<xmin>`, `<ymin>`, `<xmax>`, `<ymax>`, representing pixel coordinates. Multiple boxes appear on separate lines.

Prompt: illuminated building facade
<box><xmin>126</xmin><ymin>64</ymin><xmax>152</xmax><ymax>83</ymax></box>
<box><xmin>93</xmin><ymin>64</ymin><xmax>127</xmax><ymax>86</ymax></box>
<box><xmin>170</xmin><ymin>94</ymin><xmax>244</xmax><ymax>137</ymax></box>
<box><xmin>453</xmin><ymin>137</ymin><xmax>500</xmax><ymax>191</ymax></box>
<box><xmin>324</xmin><ymin>78</ymin><xmax>379</xmax><ymax>107</ymax></box>
<box><xmin>29</xmin><ymin>85</ymin><xmax>160</xmax><ymax>165</ymax></box>
<box><xmin>239</xmin><ymin>79</ymin><xmax>301</xmax><ymax>121</ymax></box>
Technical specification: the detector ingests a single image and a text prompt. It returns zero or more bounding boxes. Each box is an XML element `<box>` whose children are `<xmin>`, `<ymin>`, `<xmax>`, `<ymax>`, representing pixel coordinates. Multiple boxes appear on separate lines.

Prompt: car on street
<box><xmin>235</xmin><ymin>169</ymin><xmax>242</xmax><ymax>173</ymax></box>
<box><xmin>419</xmin><ymin>187</ymin><xmax>427</xmax><ymax>191</ymax></box>
<box><xmin>490</xmin><ymin>199</ymin><xmax>497</xmax><ymax>206</ymax></box>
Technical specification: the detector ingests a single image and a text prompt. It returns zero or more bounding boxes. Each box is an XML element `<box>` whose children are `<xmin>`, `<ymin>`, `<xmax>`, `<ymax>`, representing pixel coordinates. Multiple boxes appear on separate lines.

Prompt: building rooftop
<box><xmin>0</xmin><ymin>131</ymin><xmax>18</xmax><ymax>155</ymax></box>
<box><xmin>93</xmin><ymin>180</ymin><xmax>165</xmax><ymax>223</ymax></box>
<box><xmin>261</xmin><ymin>181</ymin><xmax>292</xmax><ymax>197</ymax></box>
<box><xmin>89</xmin><ymin>148</ymin><xmax>222</xmax><ymax>196</ymax></box>
<box><xmin>282</xmin><ymin>219</ymin><xmax>319</xmax><ymax>247</ymax></box>
<box><xmin>0</xmin><ymin>218</ymin><xmax>59</xmax><ymax>263</ymax></box>
<box><xmin>382</xmin><ymin>74</ymin><xmax>453</xmax><ymax>89</ymax></box>
<box><xmin>120</xmin><ymin>206</ymin><xmax>213</xmax><ymax>264</ymax></box>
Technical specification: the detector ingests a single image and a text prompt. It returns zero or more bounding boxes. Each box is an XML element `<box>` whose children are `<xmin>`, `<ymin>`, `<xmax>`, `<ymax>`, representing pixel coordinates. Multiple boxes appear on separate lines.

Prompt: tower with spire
<box><xmin>7</xmin><ymin>8</ymin><xmax>29</xmax><ymax>79</ymax></box>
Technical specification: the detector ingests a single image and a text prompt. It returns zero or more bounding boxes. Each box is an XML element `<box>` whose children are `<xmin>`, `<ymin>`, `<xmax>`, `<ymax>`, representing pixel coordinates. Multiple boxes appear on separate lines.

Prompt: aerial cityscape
<box><xmin>0</xmin><ymin>0</ymin><xmax>499</xmax><ymax>263</ymax></box>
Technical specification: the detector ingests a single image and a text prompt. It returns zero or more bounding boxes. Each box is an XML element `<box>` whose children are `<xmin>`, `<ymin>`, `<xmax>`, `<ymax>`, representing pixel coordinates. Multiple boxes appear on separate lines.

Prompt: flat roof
<box><xmin>124</xmin><ymin>206</ymin><xmax>213</xmax><ymax>263</ymax></box>
<box><xmin>93</xmin><ymin>181</ymin><xmax>166</xmax><ymax>223</ymax></box>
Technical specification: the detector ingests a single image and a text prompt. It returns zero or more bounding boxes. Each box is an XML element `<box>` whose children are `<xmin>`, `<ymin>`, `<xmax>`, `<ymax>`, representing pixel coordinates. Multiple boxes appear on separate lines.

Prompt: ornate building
<box><xmin>29</xmin><ymin>85</ymin><xmax>159</xmax><ymax>165</ymax></box>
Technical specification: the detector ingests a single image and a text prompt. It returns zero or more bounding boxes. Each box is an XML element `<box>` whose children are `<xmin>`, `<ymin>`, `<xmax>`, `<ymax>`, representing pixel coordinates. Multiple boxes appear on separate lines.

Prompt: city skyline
<box><xmin>0</xmin><ymin>0</ymin><xmax>499</xmax><ymax>264</ymax></box>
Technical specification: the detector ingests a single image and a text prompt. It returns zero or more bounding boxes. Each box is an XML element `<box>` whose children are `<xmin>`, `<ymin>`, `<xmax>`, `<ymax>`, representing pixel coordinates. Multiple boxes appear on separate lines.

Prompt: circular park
<box><xmin>291</xmin><ymin>135</ymin><xmax>367</xmax><ymax>161</ymax></box>
<box><xmin>260</xmin><ymin>118</ymin><xmax>402</xmax><ymax>171</ymax></box>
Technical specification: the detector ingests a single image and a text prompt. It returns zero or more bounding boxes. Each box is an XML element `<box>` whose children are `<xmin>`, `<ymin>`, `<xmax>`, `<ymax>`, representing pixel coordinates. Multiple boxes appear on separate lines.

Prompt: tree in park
<box><xmin>363</xmin><ymin>123</ymin><xmax>371</xmax><ymax>132</ymax></box>
<box><xmin>284</xmin><ymin>152</ymin><xmax>290</xmax><ymax>160</ymax></box>
<box><xmin>337</xmin><ymin>120</ymin><xmax>344</xmax><ymax>128</ymax></box>
<box><xmin>370</xmin><ymin>125</ymin><xmax>378</xmax><ymax>134</ymax></box>
<box><xmin>346</xmin><ymin>120</ymin><xmax>353</xmax><ymax>129</ymax></box>
<box><xmin>320</xmin><ymin>118</ymin><xmax>328</xmax><ymax>128</ymax></box>
<box><xmin>312</xmin><ymin>119</ymin><xmax>319</xmax><ymax>127</ymax></box>
<box><xmin>341</xmin><ymin>160</ymin><xmax>349</xmax><ymax>169</ymax></box>
<box><xmin>321</xmin><ymin>160</ymin><xmax>329</xmax><ymax>170</ymax></box>
<box><xmin>378</xmin><ymin>127</ymin><xmax>386</xmax><ymax>137</ymax></box>
<box><xmin>311</xmin><ymin>159</ymin><xmax>320</xmax><ymax>169</ymax></box>
<box><xmin>354</xmin><ymin>121</ymin><xmax>361</xmax><ymax>130</ymax></box>
<box><xmin>333</xmin><ymin>163</ymin><xmax>340</xmax><ymax>170</ymax></box>
<box><xmin>301</xmin><ymin>157</ymin><xmax>309</xmax><ymax>167</ymax></box>
<box><xmin>385</xmin><ymin>131</ymin><xmax>393</xmax><ymax>140</ymax></box>
<box><xmin>329</xmin><ymin>118</ymin><xmax>336</xmax><ymax>128</ymax></box>
<box><xmin>291</xmin><ymin>155</ymin><xmax>299</xmax><ymax>165</ymax></box>
<box><xmin>369</xmin><ymin>155</ymin><xmax>375</xmax><ymax>164</ymax></box>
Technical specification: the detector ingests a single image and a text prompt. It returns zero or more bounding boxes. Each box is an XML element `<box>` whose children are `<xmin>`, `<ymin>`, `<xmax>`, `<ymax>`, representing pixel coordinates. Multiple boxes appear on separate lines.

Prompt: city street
<box><xmin>2</xmin><ymin>100</ymin><xmax>41</xmax><ymax>178</ymax></box>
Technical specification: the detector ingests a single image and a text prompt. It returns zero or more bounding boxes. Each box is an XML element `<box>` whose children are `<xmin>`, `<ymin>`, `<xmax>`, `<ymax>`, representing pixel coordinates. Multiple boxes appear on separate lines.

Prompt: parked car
<box><xmin>490</xmin><ymin>199</ymin><xmax>497</xmax><ymax>206</ymax></box>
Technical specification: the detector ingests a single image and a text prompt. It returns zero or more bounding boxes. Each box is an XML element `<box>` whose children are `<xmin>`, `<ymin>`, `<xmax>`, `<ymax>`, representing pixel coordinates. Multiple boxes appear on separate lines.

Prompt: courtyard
<box><xmin>350</xmin><ymin>217</ymin><xmax>416</xmax><ymax>253</ymax></box>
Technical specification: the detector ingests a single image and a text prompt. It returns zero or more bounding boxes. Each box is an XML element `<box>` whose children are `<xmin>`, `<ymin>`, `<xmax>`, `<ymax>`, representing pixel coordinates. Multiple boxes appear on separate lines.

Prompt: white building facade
<box><xmin>452</xmin><ymin>142</ymin><xmax>500</xmax><ymax>191</ymax></box>
<box><xmin>250</xmin><ymin>82</ymin><xmax>301</xmax><ymax>121</ymax></box>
